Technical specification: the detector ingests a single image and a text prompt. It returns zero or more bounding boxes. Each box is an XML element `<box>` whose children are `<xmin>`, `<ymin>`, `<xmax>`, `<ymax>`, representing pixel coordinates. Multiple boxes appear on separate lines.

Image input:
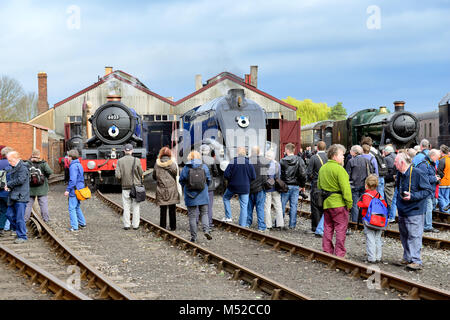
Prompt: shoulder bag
<box><xmin>130</xmin><ymin>158</ymin><xmax>146</xmax><ymax>203</ymax></box>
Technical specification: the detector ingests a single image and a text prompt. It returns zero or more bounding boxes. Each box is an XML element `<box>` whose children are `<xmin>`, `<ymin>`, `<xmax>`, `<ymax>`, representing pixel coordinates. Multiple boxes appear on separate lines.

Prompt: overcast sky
<box><xmin>1</xmin><ymin>0</ymin><xmax>449</xmax><ymax>114</ymax></box>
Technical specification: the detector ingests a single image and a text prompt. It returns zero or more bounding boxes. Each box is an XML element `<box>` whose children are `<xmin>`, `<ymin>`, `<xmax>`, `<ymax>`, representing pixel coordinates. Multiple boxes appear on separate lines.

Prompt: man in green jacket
<box><xmin>24</xmin><ymin>149</ymin><xmax>53</xmax><ymax>223</ymax></box>
<box><xmin>317</xmin><ymin>144</ymin><xmax>352</xmax><ymax>257</ymax></box>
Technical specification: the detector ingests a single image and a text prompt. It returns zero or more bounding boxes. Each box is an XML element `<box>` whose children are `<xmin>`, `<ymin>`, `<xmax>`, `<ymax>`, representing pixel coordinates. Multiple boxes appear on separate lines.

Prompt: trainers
<box><xmin>304</xmin><ymin>229</ymin><xmax>315</xmax><ymax>234</ymax></box>
<box><xmin>133</xmin><ymin>227</ymin><xmax>140</xmax><ymax>230</ymax></box>
<box><xmin>406</xmin><ymin>263</ymin><xmax>422</xmax><ymax>270</ymax></box>
<box><xmin>190</xmin><ymin>237</ymin><xmax>196</xmax><ymax>242</ymax></box>
<box><xmin>396</xmin><ymin>259</ymin><xmax>410</xmax><ymax>266</ymax></box>
<box><xmin>10</xmin><ymin>231</ymin><xmax>16</xmax><ymax>236</ymax></box>
<box><xmin>314</xmin><ymin>233</ymin><xmax>323</xmax><ymax>238</ymax></box>
<box><xmin>204</xmin><ymin>232</ymin><xmax>212</xmax><ymax>240</ymax></box>
<box><xmin>68</xmin><ymin>228</ymin><xmax>79</xmax><ymax>232</ymax></box>
<box><xmin>78</xmin><ymin>224</ymin><xmax>86</xmax><ymax>229</ymax></box>
<box><xmin>221</xmin><ymin>218</ymin><xmax>232</xmax><ymax>222</ymax></box>
<box><xmin>14</xmin><ymin>238</ymin><xmax>27</xmax><ymax>244</ymax></box>
<box><xmin>424</xmin><ymin>228</ymin><xmax>440</xmax><ymax>233</ymax></box>
<box><xmin>123</xmin><ymin>227</ymin><xmax>130</xmax><ymax>230</ymax></box>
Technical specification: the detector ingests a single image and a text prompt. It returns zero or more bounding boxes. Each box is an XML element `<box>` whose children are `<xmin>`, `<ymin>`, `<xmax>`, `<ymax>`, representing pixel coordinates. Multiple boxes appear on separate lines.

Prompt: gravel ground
<box><xmin>46</xmin><ymin>182</ymin><xmax>267</xmax><ymax>300</ymax></box>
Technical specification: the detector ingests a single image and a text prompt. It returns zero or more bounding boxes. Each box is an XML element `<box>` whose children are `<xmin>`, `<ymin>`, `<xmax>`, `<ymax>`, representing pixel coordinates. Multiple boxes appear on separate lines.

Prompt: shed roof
<box><xmin>0</xmin><ymin>121</ymin><xmax>49</xmax><ymax>131</ymax></box>
<box><xmin>53</xmin><ymin>70</ymin><xmax>296</xmax><ymax>111</ymax></box>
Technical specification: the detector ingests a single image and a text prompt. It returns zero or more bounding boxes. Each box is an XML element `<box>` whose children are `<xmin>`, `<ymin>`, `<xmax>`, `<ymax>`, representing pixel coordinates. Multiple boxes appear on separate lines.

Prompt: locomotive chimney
<box><xmin>394</xmin><ymin>101</ymin><xmax>405</xmax><ymax>112</ymax></box>
<box><xmin>105</xmin><ymin>66</ymin><xmax>113</xmax><ymax>76</ymax></box>
<box><xmin>37</xmin><ymin>72</ymin><xmax>49</xmax><ymax>115</ymax></box>
<box><xmin>195</xmin><ymin>74</ymin><xmax>202</xmax><ymax>91</ymax></box>
<box><xmin>107</xmin><ymin>94</ymin><xmax>121</xmax><ymax>102</ymax></box>
<box><xmin>250</xmin><ymin>65</ymin><xmax>258</xmax><ymax>87</ymax></box>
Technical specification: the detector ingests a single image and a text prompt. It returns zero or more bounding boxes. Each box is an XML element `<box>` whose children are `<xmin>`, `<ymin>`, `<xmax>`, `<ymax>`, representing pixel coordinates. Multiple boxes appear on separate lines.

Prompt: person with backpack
<box><xmin>280</xmin><ymin>143</ymin><xmax>307</xmax><ymax>229</ymax></box>
<box><xmin>0</xmin><ymin>147</ymin><xmax>13</xmax><ymax>237</ymax></box>
<box><xmin>247</xmin><ymin>146</ymin><xmax>269</xmax><ymax>232</ymax></box>
<box><xmin>263</xmin><ymin>150</ymin><xmax>283</xmax><ymax>230</ymax></box>
<box><xmin>416</xmin><ymin>149</ymin><xmax>441</xmax><ymax>233</ymax></box>
<box><xmin>179</xmin><ymin>150</ymin><xmax>212</xmax><ymax>242</ymax></box>
<box><xmin>222</xmin><ymin>147</ymin><xmax>256</xmax><ymax>226</ymax></box>
<box><xmin>115</xmin><ymin>144</ymin><xmax>144</xmax><ymax>230</ymax></box>
<box><xmin>394</xmin><ymin>151</ymin><xmax>433</xmax><ymax>270</ymax></box>
<box><xmin>152</xmin><ymin>146</ymin><xmax>180</xmax><ymax>231</ymax></box>
<box><xmin>24</xmin><ymin>149</ymin><xmax>53</xmax><ymax>224</ymax></box>
<box><xmin>5</xmin><ymin>151</ymin><xmax>30</xmax><ymax>243</ymax></box>
<box><xmin>64</xmin><ymin>149</ymin><xmax>87</xmax><ymax>232</ymax></box>
<box><xmin>200</xmin><ymin>145</ymin><xmax>219</xmax><ymax>230</ymax></box>
<box><xmin>306</xmin><ymin>141</ymin><xmax>327</xmax><ymax>234</ymax></box>
<box><xmin>345</xmin><ymin>145</ymin><xmax>374</xmax><ymax>224</ymax></box>
<box><xmin>357</xmin><ymin>174</ymin><xmax>388</xmax><ymax>264</ymax></box>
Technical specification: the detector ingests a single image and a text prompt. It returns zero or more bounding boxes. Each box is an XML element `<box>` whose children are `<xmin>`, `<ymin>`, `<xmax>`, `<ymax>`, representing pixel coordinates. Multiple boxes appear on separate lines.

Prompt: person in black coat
<box><xmin>5</xmin><ymin>151</ymin><xmax>30</xmax><ymax>243</ymax></box>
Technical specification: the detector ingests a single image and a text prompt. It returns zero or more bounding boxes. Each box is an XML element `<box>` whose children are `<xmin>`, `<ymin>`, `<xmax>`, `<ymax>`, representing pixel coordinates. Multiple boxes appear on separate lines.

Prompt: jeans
<box><xmin>6</xmin><ymin>201</ymin><xmax>27</xmax><ymax>240</ymax></box>
<box><xmin>281</xmin><ymin>185</ymin><xmax>300</xmax><ymax>228</ymax></box>
<box><xmin>398</xmin><ymin>214</ymin><xmax>424</xmax><ymax>265</ymax></box>
<box><xmin>223</xmin><ymin>188</ymin><xmax>249</xmax><ymax>227</ymax></box>
<box><xmin>423</xmin><ymin>197</ymin><xmax>436</xmax><ymax>231</ymax></box>
<box><xmin>247</xmin><ymin>191</ymin><xmax>266</xmax><ymax>231</ymax></box>
<box><xmin>207</xmin><ymin>191</ymin><xmax>214</xmax><ymax>228</ymax></box>
<box><xmin>315</xmin><ymin>215</ymin><xmax>324</xmax><ymax>235</ymax></box>
<box><xmin>364</xmin><ymin>225</ymin><xmax>383</xmax><ymax>262</ymax></box>
<box><xmin>264</xmin><ymin>191</ymin><xmax>283</xmax><ymax>228</ymax></box>
<box><xmin>122</xmin><ymin>189</ymin><xmax>140</xmax><ymax>229</ymax></box>
<box><xmin>377</xmin><ymin>177</ymin><xmax>385</xmax><ymax>199</ymax></box>
<box><xmin>388</xmin><ymin>187</ymin><xmax>398</xmax><ymax>221</ymax></box>
<box><xmin>350</xmin><ymin>188</ymin><xmax>364</xmax><ymax>223</ymax></box>
<box><xmin>438</xmin><ymin>188</ymin><xmax>450</xmax><ymax>213</ymax></box>
<box><xmin>68</xmin><ymin>196</ymin><xmax>86</xmax><ymax>230</ymax></box>
<box><xmin>188</xmin><ymin>204</ymin><xmax>210</xmax><ymax>241</ymax></box>
<box><xmin>24</xmin><ymin>196</ymin><xmax>50</xmax><ymax>222</ymax></box>
<box><xmin>0</xmin><ymin>197</ymin><xmax>8</xmax><ymax>229</ymax></box>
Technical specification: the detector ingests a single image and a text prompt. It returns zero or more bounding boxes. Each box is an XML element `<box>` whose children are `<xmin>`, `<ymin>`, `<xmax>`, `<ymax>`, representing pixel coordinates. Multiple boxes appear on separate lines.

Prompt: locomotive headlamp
<box><xmin>236</xmin><ymin>115</ymin><xmax>250</xmax><ymax>128</ymax></box>
<box><xmin>108</xmin><ymin>125</ymin><xmax>119</xmax><ymax>137</ymax></box>
<box><xmin>87</xmin><ymin>161</ymin><xmax>96</xmax><ymax>170</ymax></box>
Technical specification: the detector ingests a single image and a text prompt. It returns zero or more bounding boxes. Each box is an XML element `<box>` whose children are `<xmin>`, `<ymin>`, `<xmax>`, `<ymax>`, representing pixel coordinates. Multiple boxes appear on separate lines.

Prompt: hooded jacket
<box><xmin>280</xmin><ymin>155</ymin><xmax>306</xmax><ymax>187</ymax></box>
<box><xmin>66</xmin><ymin>159</ymin><xmax>85</xmax><ymax>197</ymax></box>
<box><xmin>224</xmin><ymin>156</ymin><xmax>256</xmax><ymax>194</ymax></box>
<box><xmin>26</xmin><ymin>158</ymin><xmax>53</xmax><ymax>197</ymax></box>
<box><xmin>179</xmin><ymin>159</ymin><xmax>211</xmax><ymax>206</ymax></box>
<box><xmin>152</xmin><ymin>156</ymin><xmax>180</xmax><ymax>206</ymax></box>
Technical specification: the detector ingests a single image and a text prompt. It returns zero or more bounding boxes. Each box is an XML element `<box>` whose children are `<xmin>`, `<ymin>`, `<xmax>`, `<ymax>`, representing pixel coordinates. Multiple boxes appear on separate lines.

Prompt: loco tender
<box><xmin>80</xmin><ymin>95</ymin><xmax>147</xmax><ymax>189</ymax></box>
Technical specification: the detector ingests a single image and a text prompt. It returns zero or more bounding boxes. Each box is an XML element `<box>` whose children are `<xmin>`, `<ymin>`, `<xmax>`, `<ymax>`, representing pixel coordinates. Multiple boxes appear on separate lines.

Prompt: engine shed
<box><xmin>29</xmin><ymin>66</ymin><xmax>300</xmax><ymax>165</ymax></box>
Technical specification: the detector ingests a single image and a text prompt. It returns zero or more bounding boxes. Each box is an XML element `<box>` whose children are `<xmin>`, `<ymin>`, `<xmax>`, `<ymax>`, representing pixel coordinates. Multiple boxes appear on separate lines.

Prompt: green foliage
<box><xmin>283</xmin><ymin>97</ymin><xmax>331</xmax><ymax>125</ymax></box>
<box><xmin>329</xmin><ymin>102</ymin><xmax>347</xmax><ymax>120</ymax></box>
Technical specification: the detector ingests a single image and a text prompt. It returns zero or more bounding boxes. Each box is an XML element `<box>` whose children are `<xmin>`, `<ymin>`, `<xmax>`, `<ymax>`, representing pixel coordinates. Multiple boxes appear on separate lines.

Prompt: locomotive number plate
<box><xmin>107</xmin><ymin>114</ymin><xmax>120</xmax><ymax>120</ymax></box>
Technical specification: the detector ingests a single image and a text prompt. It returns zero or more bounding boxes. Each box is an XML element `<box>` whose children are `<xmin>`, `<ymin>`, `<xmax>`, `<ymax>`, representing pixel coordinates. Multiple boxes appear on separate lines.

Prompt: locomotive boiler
<box><xmin>179</xmin><ymin>88</ymin><xmax>267</xmax><ymax>171</ymax></box>
<box><xmin>80</xmin><ymin>95</ymin><xmax>147</xmax><ymax>189</ymax></box>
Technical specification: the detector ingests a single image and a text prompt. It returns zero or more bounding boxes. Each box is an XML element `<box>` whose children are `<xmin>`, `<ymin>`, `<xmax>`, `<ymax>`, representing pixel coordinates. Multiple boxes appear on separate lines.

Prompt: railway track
<box><xmin>145</xmin><ymin>193</ymin><xmax>450</xmax><ymax>300</ymax></box>
<box><xmin>0</xmin><ymin>174</ymin><xmax>136</xmax><ymax>300</ymax></box>
<box><xmin>96</xmin><ymin>190</ymin><xmax>311</xmax><ymax>300</ymax></box>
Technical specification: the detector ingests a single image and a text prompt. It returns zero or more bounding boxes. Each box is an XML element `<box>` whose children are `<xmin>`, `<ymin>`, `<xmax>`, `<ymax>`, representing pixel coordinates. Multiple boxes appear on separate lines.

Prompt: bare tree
<box><xmin>0</xmin><ymin>75</ymin><xmax>37</xmax><ymax>122</ymax></box>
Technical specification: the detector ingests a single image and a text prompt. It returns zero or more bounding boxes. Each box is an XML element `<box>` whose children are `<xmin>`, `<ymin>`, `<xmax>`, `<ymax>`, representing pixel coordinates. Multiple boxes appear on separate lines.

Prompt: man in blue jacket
<box><xmin>0</xmin><ymin>147</ymin><xmax>13</xmax><ymax>237</ymax></box>
<box><xmin>223</xmin><ymin>146</ymin><xmax>256</xmax><ymax>227</ymax></box>
<box><xmin>5</xmin><ymin>151</ymin><xmax>30</xmax><ymax>243</ymax></box>
<box><xmin>394</xmin><ymin>151</ymin><xmax>433</xmax><ymax>270</ymax></box>
<box><xmin>64</xmin><ymin>149</ymin><xmax>86</xmax><ymax>232</ymax></box>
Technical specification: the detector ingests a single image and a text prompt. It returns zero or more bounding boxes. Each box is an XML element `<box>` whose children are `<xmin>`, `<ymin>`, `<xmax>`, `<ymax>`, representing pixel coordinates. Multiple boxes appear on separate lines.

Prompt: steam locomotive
<box><xmin>80</xmin><ymin>95</ymin><xmax>147</xmax><ymax>189</ymax></box>
<box><xmin>179</xmin><ymin>88</ymin><xmax>267</xmax><ymax>171</ymax></box>
<box><xmin>301</xmin><ymin>101</ymin><xmax>419</xmax><ymax>150</ymax></box>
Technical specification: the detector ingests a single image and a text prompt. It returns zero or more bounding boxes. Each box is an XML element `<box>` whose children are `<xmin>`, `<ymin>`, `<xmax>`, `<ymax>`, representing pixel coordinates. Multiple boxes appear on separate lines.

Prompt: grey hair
<box><xmin>350</xmin><ymin>145</ymin><xmax>363</xmax><ymax>156</ymax></box>
<box><xmin>413</xmin><ymin>145</ymin><xmax>421</xmax><ymax>152</ymax></box>
<box><xmin>1</xmin><ymin>147</ymin><xmax>13</xmax><ymax>157</ymax></box>
<box><xmin>420</xmin><ymin>139</ymin><xmax>430</xmax><ymax>149</ymax></box>
<box><xmin>384</xmin><ymin>145</ymin><xmax>394</xmax><ymax>154</ymax></box>
<box><xmin>407</xmin><ymin>148</ymin><xmax>417</xmax><ymax>158</ymax></box>
<box><xmin>396</xmin><ymin>151</ymin><xmax>412</xmax><ymax>166</ymax></box>
<box><xmin>429</xmin><ymin>149</ymin><xmax>440</xmax><ymax>158</ymax></box>
<box><xmin>67</xmin><ymin>149</ymin><xmax>79</xmax><ymax>159</ymax></box>
<box><xmin>251</xmin><ymin>145</ymin><xmax>260</xmax><ymax>156</ymax></box>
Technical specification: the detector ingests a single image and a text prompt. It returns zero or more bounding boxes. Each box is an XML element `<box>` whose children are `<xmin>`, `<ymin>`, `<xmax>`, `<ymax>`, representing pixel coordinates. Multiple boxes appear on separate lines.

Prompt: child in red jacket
<box><xmin>357</xmin><ymin>174</ymin><xmax>387</xmax><ymax>264</ymax></box>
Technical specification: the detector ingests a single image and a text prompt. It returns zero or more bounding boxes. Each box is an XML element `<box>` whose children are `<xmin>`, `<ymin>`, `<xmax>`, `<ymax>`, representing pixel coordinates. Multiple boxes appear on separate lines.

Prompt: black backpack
<box><xmin>186</xmin><ymin>166</ymin><xmax>206</xmax><ymax>191</ymax></box>
<box><xmin>370</xmin><ymin>150</ymin><xmax>388</xmax><ymax>177</ymax></box>
<box><xmin>29</xmin><ymin>163</ymin><xmax>45</xmax><ymax>187</ymax></box>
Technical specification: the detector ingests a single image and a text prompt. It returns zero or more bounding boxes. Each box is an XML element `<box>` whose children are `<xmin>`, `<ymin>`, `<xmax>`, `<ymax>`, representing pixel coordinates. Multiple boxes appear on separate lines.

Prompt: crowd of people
<box><xmin>1</xmin><ymin>136</ymin><xmax>445</xmax><ymax>273</ymax></box>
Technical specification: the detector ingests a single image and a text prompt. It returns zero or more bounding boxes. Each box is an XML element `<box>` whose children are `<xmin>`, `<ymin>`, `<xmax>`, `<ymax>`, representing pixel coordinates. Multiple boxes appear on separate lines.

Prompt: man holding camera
<box><xmin>394</xmin><ymin>151</ymin><xmax>433</xmax><ymax>271</ymax></box>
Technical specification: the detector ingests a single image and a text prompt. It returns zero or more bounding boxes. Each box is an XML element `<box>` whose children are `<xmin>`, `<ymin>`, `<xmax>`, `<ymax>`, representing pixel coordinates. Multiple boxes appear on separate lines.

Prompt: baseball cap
<box><xmin>124</xmin><ymin>144</ymin><xmax>133</xmax><ymax>151</ymax></box>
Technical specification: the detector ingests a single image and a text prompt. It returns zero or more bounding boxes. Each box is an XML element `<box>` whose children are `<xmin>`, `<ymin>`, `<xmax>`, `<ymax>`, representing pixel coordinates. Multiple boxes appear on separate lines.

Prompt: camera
<box><xmin>299</xmin><ymin>191</ymin><xmax>309</xmax><ymax>200</ymax></box>
<box><xmin>401</xmin><ymin>191</ymin><xmax>408</xmax><ymax>198</ymax></box>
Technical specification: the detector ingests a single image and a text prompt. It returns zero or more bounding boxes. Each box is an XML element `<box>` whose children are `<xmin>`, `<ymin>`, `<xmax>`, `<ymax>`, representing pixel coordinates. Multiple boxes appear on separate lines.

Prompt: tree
<box><xmin>329</xmin><ymin>102</ymin><xmax>347</xmax><ymax>120</ymax></box>
<box><xmin>283</xmin><ymin>96</ymin><xmax>331</xmax><ymax>125</ymax></box>
<box><xmin>0</xmin><ymin>75</ymin><xmax>37</xmax><ymax>122</ymax></box>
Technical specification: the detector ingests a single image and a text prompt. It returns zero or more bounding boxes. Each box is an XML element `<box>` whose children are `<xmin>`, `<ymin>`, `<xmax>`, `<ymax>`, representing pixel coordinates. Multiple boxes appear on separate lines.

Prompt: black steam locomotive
<box><xmin>301</xmin><ymin>101</ymin><xmax>419</xmax><ymax>150</ymax></box>
<box><xmin>79</xmin><ymin>95</ymin><xmax>147</xmax><ymax>188</ymax></box>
